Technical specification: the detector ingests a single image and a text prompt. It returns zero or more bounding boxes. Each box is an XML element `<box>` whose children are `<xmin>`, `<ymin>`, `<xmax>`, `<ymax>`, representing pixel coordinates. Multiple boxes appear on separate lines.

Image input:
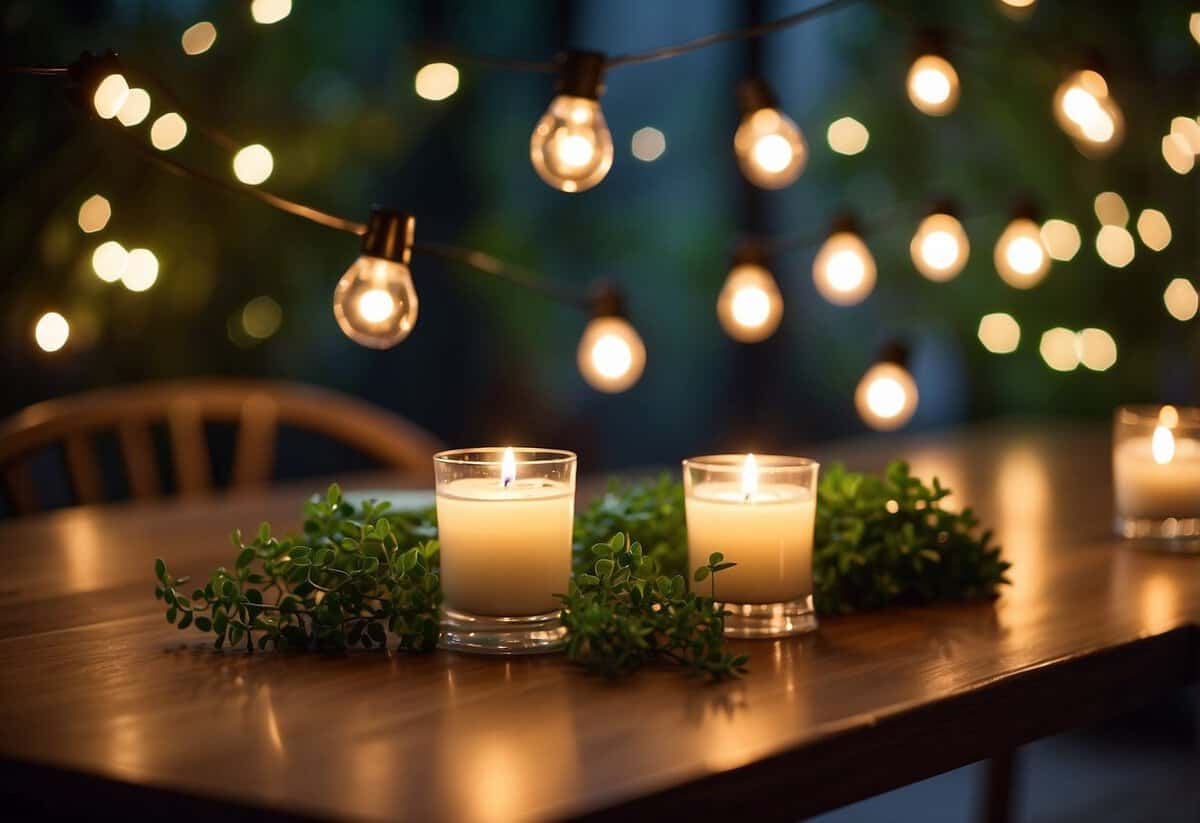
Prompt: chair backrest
<box><xmin>0</xmin><ymin>379</ymin><xmax>442</xmax><ymax>514</ymax></box>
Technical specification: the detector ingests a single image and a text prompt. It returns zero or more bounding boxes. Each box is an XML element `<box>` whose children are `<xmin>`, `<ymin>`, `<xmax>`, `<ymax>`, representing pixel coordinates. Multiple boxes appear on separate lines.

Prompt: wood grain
<box><xmin>0</xmin><ymin>422</ymin><xmax>1196</xmax><ymax>822</ymax></box>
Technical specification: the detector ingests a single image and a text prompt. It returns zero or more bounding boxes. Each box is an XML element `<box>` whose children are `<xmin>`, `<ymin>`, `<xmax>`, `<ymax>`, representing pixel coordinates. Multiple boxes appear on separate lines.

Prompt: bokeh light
<box><xmin>1077</xmin><ymin>328</ymin><xmax>1117</xmax><ymax>371</ymax></box>
<box><xmin>1053</xmin><ymin>70</ymin><xmax>1123</xmax><ymax>153</ymax></box>
<box><xmin>1135</xmin><ymin>209</ymin><xmax>1171</xmax><ymax>251</ymax></box>
<box><xmin>92</xmin><ymin>73</ymin><xmax>129</xmax><ymax>119</ymax></box>
<box><xmin>717</xmin><ymin>263</ymin><xmax>783</xmax><ymax>343</ymax></box>
<box><xmin>92</xmin><ymin>240</ymin><xmax>128</xmax><ymax>282</ymax></box>
<box><xmin>734</xmin><ymin>107</ymin><xmax>807</xmax><ymax>189</ymax></box>
<box><xmin>181</xmin><ymin>21</ymin><xmax>217</xmax><ymax>55</ymax></box>
<box><xmin>77</xmin><ymin>194</ymin><xmax>111</xmax><ymax>234</ymax></box>
<box><xmin>1039</xmin><ymin>219</ymin><xmax>1081</xmax><ymax>261</ymax></box>
<box><xmin>978</xmin><ymin>313</ymin><xmax>1021</xmax><ymax>354</ymax></box>
<box><xmin>34</xmin><ymin>312</ymin><xmax>70</xmax><ymax>353</ymax></box>
<box><xmin>242</xmin><ymin>296</ymin><xmax>283</xmax><ymax>340</ymax></box>
<box><xmin>812</xmin><ymin>230</ymin><xmax>876</xmax><ymax>305</ymax></box>
<box><xmin>906</xmin><ymin>55</ymin><xmax>960</xmax><ymax>116</ymax></box>
<box><xmin>576</xmin><ymin>316</ymin><xmax>646</xmax><ymax>393</ymax></box>
<box><xmin>1170</xmin><ymin>116</ymin><xmax>1200</xmax><ymax>153</ymax></box>
<box><xmin>1093</xmin><ymin>191</ymin><xmax>1128</xmax><ymax>226</ymax></box>
<box><xmin>1039</xmin><ymin>327</ymin><xmax>1079</xmax><ymax>372</ymax></box>
<box><xmin>910</xmin><ymin>212</ymin><xmax>968</xmax><ymax>281</ymax></box>
<box><xmin>826</xmin><ymin>117</ymin><xmax>869</xmax><ymax>155</ymax></box>
<box><xmin>1162</xmin><ymin>133</ymin><xmax>1195</xmax><ymax>174</ymax></box>
<box><xmin>233</xmin><ymin>144</ymin><xmax>274</xmax><ymax>185</ymax></box>
<box><xmin>1192</xmin><ymin>12</ymin><xmax>1200</xmax><ymax>45</ymax></box>
<box><xmin>115</xmin><ymin>87</ymin><xmax>151</xmax><ymax>127</ymax></box>
<box><xmin>1164</xmin><ymin>278</ymin><xmax>1198</xmax><ymax>321</ymax></box>
<box><xmin>122</xmin><ymin>248</ymin><xmax>159</xmax><ymax>291</ymax></box>
<box><xmin>855</xmin><ymin>362</ymin><xmax>919</xmax><ymax>431</ymax></box>
<box><xmin>1095</xmin><ymin>225</ymin><xmax>1135</xmax><ymax>268</ymax></box>
<box><xmin>994</xmin><ymin>218</ymin><xmax>1050</xmax><ymax>288</ymax></box>
<box><xmin>150</xmin><ymin>113</ymin><xmax>187</xmax><ymax>150</ymax></box>
<box><xmin>631</xmin><ymin>126</ymin><xmax>666</xmax><ymax>162</ymax></box>
<box><xmin>251</xmin><ymin>0</ymin><xmax>292</xmax><ymax>25</ymax></box>
<box><xmin>415</xmin><ymin>62</ymin><xmax>460</xmax><ymax>101</ymax></box>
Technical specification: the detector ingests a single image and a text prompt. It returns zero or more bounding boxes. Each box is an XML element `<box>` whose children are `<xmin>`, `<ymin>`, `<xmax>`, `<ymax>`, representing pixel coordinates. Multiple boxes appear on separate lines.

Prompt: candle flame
<box><xmin>741</xmin><ymin>453</ymin><xmax>759</xmax><ymax>501</ymax></box>
<box><xmin>1152</xmin><ymin>425</ymin><xmax>1175</xmax><ymax>465</ymax></box>
<box><xmin>501</xmin><ymin>447</ymin><xmax>517</xmax><ymax>487</ymax></box>
<box><xmin>1159</xmin><ymin>404</ymin><xmax>1179</xmax><ymax>429</ymax></box>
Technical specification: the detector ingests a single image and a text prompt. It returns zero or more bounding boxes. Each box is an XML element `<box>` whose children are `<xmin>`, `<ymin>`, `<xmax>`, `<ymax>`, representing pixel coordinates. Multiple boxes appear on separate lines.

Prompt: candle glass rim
<box><xmin>1114</xmin><ymin>405</ymin><xmax>1200</xmax><ymax>427</ymax></box>
<box><xmin>434</xmin><ymin>447</ymin><xmax>577</xmax><ymax>467</ymax></box>
<box><xmin>682</xmin><ymin>454</ymin><xmax>819</xmax><ymax>473</ymax></box>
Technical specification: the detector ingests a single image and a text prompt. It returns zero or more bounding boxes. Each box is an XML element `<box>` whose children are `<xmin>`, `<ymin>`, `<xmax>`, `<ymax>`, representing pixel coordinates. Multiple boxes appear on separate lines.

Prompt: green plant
<box><xmin>573</xmin><ymin>474</ymin><xmax>687</xmax><ymax>576</ymax></box>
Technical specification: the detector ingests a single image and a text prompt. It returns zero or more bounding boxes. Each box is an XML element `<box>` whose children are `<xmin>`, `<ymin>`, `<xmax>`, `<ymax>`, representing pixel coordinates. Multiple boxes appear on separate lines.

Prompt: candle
<box><xmin>434</xmin><ymin>447</ymin><xmax>576</xmax><ymax>653</ymax></box>
<box><xmin>1113</xmin><ymin>405</ymin><xmax>1200</xmax><ymax>541</ymax></box>
<box><xmin>683</xmin><ymin>454</ymin><xmax>820</xmax><ymax>637</ymax></box>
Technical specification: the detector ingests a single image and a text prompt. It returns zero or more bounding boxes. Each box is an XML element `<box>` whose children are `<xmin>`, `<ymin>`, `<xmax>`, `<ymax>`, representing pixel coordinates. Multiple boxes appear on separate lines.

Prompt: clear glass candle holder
<box><xmin>434</xmin><ymin>447</ymin><xmax>576</xmax><ymax>654</ymax></box>
<box><xmin>1113</xmin><ymin>406</ymin><xmax>1200</xmax><ymax>549</ymax></box>
<box><xmin>683</xmin><ymin>454</ymin><xmax>819</xmax><ymax>638</ymax></box>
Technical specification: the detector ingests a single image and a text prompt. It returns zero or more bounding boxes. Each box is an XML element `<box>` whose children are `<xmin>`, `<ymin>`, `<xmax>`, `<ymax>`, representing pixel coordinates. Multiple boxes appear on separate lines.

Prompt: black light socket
<box><xmin>913</xmin><ymin>28</ymin><xmax>949</xmax><ymax>59</ymax></box>
<box><xmin>588</xmin><ymin>282</ymin><xmax>626</xmax><ymax>318</ymax></box>
<box><xmin>829</xmin><ymin>213</ymin><xmax>862</xmax><ymax>236</ymax></box>
<box><xmin>929</xmin><ymin>199</ymin><xmax>960</xmax><ymax>218</ymax></box>
<box><xmin>1010</xmin><ymin>198</ymin><xmax>1041</xmax><ymax>223</ymax></box>
<box><xmin>733</xmin><ymin>240</ymin><xmax>767</xmax><ymax>267</ymax></box>
<box><xmin>736</xmin><ymin>77</ymin><xmax>780</xmax><ymax>116</ymax></box>
<box><xmin>877</xmin><ymin>340</ymin><xmax>911</xmax><ymax>368</ymax></box>
<box><xmin>556</xmin><ymin>50</ymin><xmax>606</xmax><ymax>100</ymax></box>
<box><xmin>66</xmin><ymin>49</ymin><xmax>122</xmax><ymax>111</ymax></box>
<box><xmin>361</xmin><ymin>208</ymin><xmax>415</xmax><ymax>264</ymax></box>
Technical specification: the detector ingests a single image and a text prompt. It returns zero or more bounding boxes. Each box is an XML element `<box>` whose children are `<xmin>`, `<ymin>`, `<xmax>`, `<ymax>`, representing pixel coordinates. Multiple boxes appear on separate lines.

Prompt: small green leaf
<box><xmin>154</xmin><ymin>558</ymin><xmax>166</xmax><ymax>582</ymax></box>
<box><xmin>195</xmin><ymin>616</ymin><xmax>213</xmax><ymax>632</ymax></box>
<box><xmin>708</xmin><ymin>552</ymin><xmax>724</xmax><ymax>565</ymax></box>
<box><xmin>236</xmin><ymin>548</ymin><xmax>255</xmax><ymax>570</ymax></box>
<box><xmin>693</xmin><ymin>567</ymin><xmax>710</xmax><ymax>582</ymax></box>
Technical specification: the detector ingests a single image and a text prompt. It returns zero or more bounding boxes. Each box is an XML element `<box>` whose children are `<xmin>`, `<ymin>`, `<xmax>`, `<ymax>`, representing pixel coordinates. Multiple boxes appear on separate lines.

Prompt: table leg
<box><xmin>980</xmin><ymin>749</ymin><xmax>1017</xmax><ymax>823</ymax></box>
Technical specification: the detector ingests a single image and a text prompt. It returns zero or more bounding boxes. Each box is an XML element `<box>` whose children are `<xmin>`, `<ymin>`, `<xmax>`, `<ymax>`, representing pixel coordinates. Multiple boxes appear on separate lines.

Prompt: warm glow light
<box><xmin>1093</xmin><ymin>191</ymin><xmax>1128</xmax><ymax>226</ymax></box>
<box><xmin>1054</xmin><ymin>70</ymin><xmax>1123</xmax><ymax>153</ymax></box>
<box><xmin>1161</xmin><ymin>133</ymin><xmax>1195</xmax><ymax>174</ymax></box>
<box><xmin>978</xmin><ymin>313</ymin><xmax>1021</xmax><ymax>354</ymax></box>
<box><xmin>77</xmin><ymin>194</ymin><xmax>111</xmax><ymax>234</ymax></box>
<box><xmin>530</xmin><ymin>95</ymin><xmax>613</xmax><ymax>193</ymax></box>
<box><xmin>631</xmin><ymin>126</ymin><xmax>666</xmax><ymax>162</ymax></box>
<box><xmin>415</xmin><ymin>62</ymin><xmax>459</xmax><ymax>101</ymax></box>
<box><xmin>906</xmin><ymin>55</ymin><xmax>960</xmax><ymax>116</ymax></box>
<box><xmin>1191</xmin><ymin>12</ymin><xmax>1200</xmax><ymax>45</ymax></box>
<box><xmin>501</xmin><ymin>447</ymin><xmax>517</xmax><ymax>487</ymax></box>
<box><xmin>826</xmin><ymin>116</ymin><xmax>869</xmax><ymax>155</ymax></box>
<box><xmin>115</xmin><ymin>87</ymin><xmax>151</xmax><ymax>127</ymax></box>
<box><xmin>994</xmin><ymin>218</ymin><xmax>1050</xmax><ymax>288</ymax></box>
<box><xmin>813</xmin><ymin>231</ymin><xmax>876</xmax><ymax>305</ymax></box>
<box><xmin>1152</xmin><ymin>425</ymin><xmax>1175</xmax><ymax>465</ymax></box>
<box><xmin>1170</xmin><ymin>116</ymin><xmax>1200</xmax><ymax>153</ymax></box>
<box><xmin>1136</xmin><ymin>209</ymin><xmax>1172</xmax><ymax>251</ymax></box>
<box><xmin>34</xmin><ymin>312</ymin><xmax>69</xmax><ymax>353</ymax></box>
<box><xmin>121</xmin><ymin>248</ymin><xmax>159</xmax><ymax>292</ymax></box>
<box><xmin>740</xmin><ymin>454</ymin><xmax>759</xmax><ymax>500</ymax></box>
<box><xmin>233</xmin><ymin>144</ymin><xmax>274</xmax><ymax>184</ymax></box>
<box><xmin>93</xmin><ymin>73</ymin><xmax>129</xmax><ymax>119</ymax></box>
<box><xmin>150</xmin><ymin>112</ymin><xmax>187</xmax><ymax>150</ymax></box>
<box><xmin>251</xmin><ymin>0</ymin><xmax>292</xmax><ymax>24</ymax></box>
<box><xmin>734</xmin><ymin>107</ymin><xmax>807</xmax><ymax>189</ymax></box>
<box><xmin>242</xmin><ymin>295</ymin><xmax>282</xmax><ymax>340</ymax></box>
<box><xmin>910</xmin><ymin>212</ymin><xmax>968</xmax><ymax>281</ymax></box>
<box><xmin>1095</xmin><ymin>225</ymin><xmax>1135</xmax><ymax>268</ymax></box>
<box><xmin>1039</xmin><ymin>219</ymin><xmax>1081</xmax><ymax>261</ymax></box>
<box><xmin>333</xmin><ymin>256</ymin><xmax>418</xmax><ymax>349</ymax></box>
<box><xmin>181</xmin><ymin>21</ymin><xmax>217</xmax><ymax>55</ymax></box>
<box><xmin>1077</xmin><ymin>327</ymin><xmax>1117</xmax><ymax>371</ymax></box>
<box><xmin>576</xmin><ymin>315</ymin><xmax>646</xmax><ymax>393</ymax></box>
<box><xmin>855</xmin><ymin>362</ymin><xmax>918</xmax><ymax>431</ymax></box>
<box><xmin>717</xmin><ymin>263</ymin><xmax>783</xmax><ymax>343</ymax></box>
<box><xmin>91</xmin><ymin>240</ymin><xmax>128</xmax><ymax>282</ymax></box>
<box><xmin>1039</xmin><ymin>327</ymin><xmax>1079</xmax><ymax>372</ymax></box>
<box><xmin>1163</xmin><ymin>278</ymin><xmax>1198</xmax><ymax>321</ymax></box>
<box><xmin>1160</xmin><ymin>405</ymin><xmax>1180</xmax><ymax>429</ymax></box>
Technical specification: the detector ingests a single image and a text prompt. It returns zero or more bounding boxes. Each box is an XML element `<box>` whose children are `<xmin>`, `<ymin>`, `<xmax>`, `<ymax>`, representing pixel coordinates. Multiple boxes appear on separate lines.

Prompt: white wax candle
<box><xmin>436</xmin><ymin>478</ymin><xmax>573</xmax><ymax>617</ymax></box>
<box><xmin>1113</xmin><ymin>431</ymin><xmax>1200</xmax><ymax>520</ymax></box>
<box><xmin>686</xmin><ymin>482</ymin><xmax>815</xmax><ymax>604</ymax></box>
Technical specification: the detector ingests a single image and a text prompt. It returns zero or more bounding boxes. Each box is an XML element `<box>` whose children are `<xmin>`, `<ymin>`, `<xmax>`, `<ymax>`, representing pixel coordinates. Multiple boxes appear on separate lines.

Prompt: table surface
<box><xmin>1</xmin><ymin>421</ymin><xmax>1197</xmax><ymax>822</ymax></box>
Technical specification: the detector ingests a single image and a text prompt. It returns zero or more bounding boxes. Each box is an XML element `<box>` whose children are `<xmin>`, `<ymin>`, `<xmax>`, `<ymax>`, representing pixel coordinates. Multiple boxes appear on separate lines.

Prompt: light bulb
<box><xmin>994</xmin><ymin>217</ymin><xmax>1050</xmax><ymax>288</ymax></box>
<box><xmin>530</xmin><ymin>51</ymin><xmax>612</xmax><ymax>193</ymax></box>
<box><xmin>906</xmin><ymin>54</ymin><xmax>960</xmax><ymax>116</ymax></box>
<box><xmin>1053</xmin><ymin>70</ymin><xmax>1123</xmax><ymax>154</ymax></box>
<box><xmin>856</xmin><ymin>360</ymin><xmax>918</xmax><ymax>432</ymax></box>
<box><xmin>181</xmin><ymin>21</ymin><xmax>218</xmax><ymax>56</ymax></box>
<box><xmin>813</xmin><ymin>226</ymin><xmax>876</xmax><ymax>306</ymax></box>
<box><xmin>34</xmin><ymin>311</ymin><xmax>70</xmax><ymax>353</ymax></box>
<box><xmin>115</xmin><ymin>87</ymin><xmax>151</xmax><ymax>127</ymax></box>
<box><xmin>734</xmin><ymin>79</ymin><xmax>806</xmax><ymax>189</ymax></box>
<box><xmin>332</xmin><ymin>209</ymin><xmax>418</xmax><ymax>349</ymax></box>
<box><xmin>577</xmin><ymin>315</ymin><xmax>646</xmax><ymax>393</ymax></box>
<box><xmin>717</xmin><ymin>261</ymin><xmax>783</xmax><ymax>343</ymax></box>
<box><xmin>233</xmin><ymin>144</ymin><xmax>274</xmax><ymax>184</ymax></box>
<box><xmin>92</xmin><ymin>73</ymin><xmax>129</xmax><ymax>119</ymax></box>
<box><xmin>910</xmin><ymin>211</ymin><xmax>969</xmax><ymax>281</ymax></box>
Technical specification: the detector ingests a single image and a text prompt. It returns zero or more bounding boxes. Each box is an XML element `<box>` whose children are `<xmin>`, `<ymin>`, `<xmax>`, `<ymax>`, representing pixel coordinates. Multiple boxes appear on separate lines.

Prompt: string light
<box><xmin>734</xmin><ymin>78</ymin><xmax>807</xmax><ymax>189</ymax></box>
<box><xmin>92</xmin><ymin>73</ymin><xmax>129</xmax><ymax>119</ymax></box>
<box><xmin>855</xmin><ymin>342</ymin><xmax>918</xmax><ymax>431</ymax></box>
<box><xmin>91</xmin><ymin>240</ymin><xmax>128</xmax><ymax>282</ymax></box>
<box><xmin>1093</xmin><ymin>191</ymin><xmax>1127</xmax><ymax>226</ymax></box>
<box><xmin>1076</xmin><ymin>328</ymin><xmax>1117</xmax><ymax>371</ymax></box>
<box><xmin>1095</xmin><ymin>225</ymin><xmax>1135</xmax><ymax>268</ymax></box>
<box><xmin>994</xmin><ymin>212</ymin><xmax>1050</xmax><ymax>288</ymax></box>
<box><xmin>34</xmin><ymin>312</ymin><xmax>70</xmax><ymax>353</ymax></box>
<box><xmin>181</xmin><ymin>22</ymin><xmax>217</xmax><ymax>56</ymax></box>
<box><xmin>1164</xmin><ymin>278</ymin><xmax>1198</xmax><ymax>321</ymax></box>
<box><xmin>1162</xmin><ymin>132</ymin><xmax>1195</xmax><ymax>174</ymax></box>
<box><xmin>826</xmin><ymin>116</ymin><xmax>869</xmax><ymax>155</ymax></box>
<box><xmin>1135</xmin><ymin>209</ymin><xmax>1171</xmax><ymax>251</ymax></box>
<box><xmin>333</xmin><ymin>210</ymin><xmax>419</xmax><ymax>349</ymax></box>
<box><xmin>77</xmin><ymin>194</ymin><xmax>112</xmax><ymax>234</ymax></box>
<box><xmin>150</xmin><ymin>112</ymin><xmax>187</xmax><ymax>150</ymax></box>
<box><xmin>1053</xmin><ymin>69</ymin><xmax>1123</xmax><ymax>154</ymax></box>
<box><xmin>906</xmin><ymin>49</ymin><xmax>959</xmax><ymax>117</ymax></box>
<box><xmin>242</xmin><ymin>296</ymin><xmax>283</xmax><ymax>340</ymax></box>
<box><xmin>1039</xmin><ymin>327</ymin><xmax>1079</xmax><ymax>371</ymax></box>
<box><xmin>978</xmin><ymin>313</ymin><xmax>1021</xmax><ymax>354</ymax></box>
<box><xmin>1039</xmin><ymin>219</ymin><xmax>1081</xmax><ymax>261</ymax></box>
<box><xmin>415</xmin><ymin>62</ymin><xmax>459</xmax><ymax>101</ymax></box>
<box><xmin>233</xmin><ymin>144</ymin><xmax>274</xmax><ymax>185</ymax></box>
<box><xmin>115</xmin><ymin>87</ymin><xmax>151</xmax><ymax>127</ymax></box>
<box><xmin>910</xmin><ymin>205</ymin><xmax>968</xmax><ymax>281</ymax></box>
<box><xmin>813</xmin><ymin>217</ymin><xmax>876</xmax><ymax>306</ymax></box>
<box><xmin>631</xmin><ymin>127</ymin><xmax>666</xmax><ymax>162</ymax></box>
<box><xmin>577</xmin><ymin>285</ymin><xmax>645</xmax><ymax>393</ymax></box>
<box><xmin>122</xmin><ymin>248</ymin><xmax>159</xmax><ymax>291</ymax></box>
<box><xmin>530</xmin><ymin>51</ymin><xmax>613</xmax><ymax>193</ymax></box>
<box><xmin>1170</xmin><ymin>116</ymin><xmax>1200</xmax><ymax>153</ymax></box>
<box><xmin>251</xmin><ymin>0</ymin><xmax>292</xmax><ymax>25</ymax></box>
<box><xmin>717</xmin><ymin>247</ymin><xmax>783</xmax><ymax>343</ymax></box>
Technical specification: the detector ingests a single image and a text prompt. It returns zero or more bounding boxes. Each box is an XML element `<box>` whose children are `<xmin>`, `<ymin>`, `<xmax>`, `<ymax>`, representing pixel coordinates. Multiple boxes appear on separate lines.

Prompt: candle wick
<box><xmin>503</xmin><ymin>477</ymin><xmax>512</xmax><ymax>488</ymax></box>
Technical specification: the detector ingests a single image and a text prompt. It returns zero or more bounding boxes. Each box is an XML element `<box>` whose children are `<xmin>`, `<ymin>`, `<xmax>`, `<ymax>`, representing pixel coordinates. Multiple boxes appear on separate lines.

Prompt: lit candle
<box><xmin>1113</xmin><ymin>405</ymin><xmax>1200</xmax><ymax>541</ymax></box>
<box><xmin>434</xmin><ymin>447</ymin><xmax>576</xmax><ymax>653</ymax></box>
<box><xmin>683</xmin><ymin>454</ymin><xmax>819</xmax><ymax>637</ymax></box>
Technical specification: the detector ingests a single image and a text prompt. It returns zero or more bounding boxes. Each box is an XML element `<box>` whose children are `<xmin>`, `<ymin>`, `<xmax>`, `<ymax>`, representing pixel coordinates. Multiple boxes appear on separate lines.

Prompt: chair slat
<box><xmin>3</xmin><ymin>463</ymin><xmax>38</xmax><ymax>515</ymax></box>
<box><xmin>167</xmin><ymin>399</ymin><xmax>211</xmax><ymax>496</ymax></box>
<box><xmin>117</xmin><ymin>421</ymin><xmax>161</xmax><ymax>499</ymax></box>
<box><xmin>232</xmin><ymin>393</ymin><xmax>278</xmax><ymax>488</ymax></box>
<box><xmin>63</xmin><ymin>435</ymin><xmax>104</xmax><ymax>505</ymax></box>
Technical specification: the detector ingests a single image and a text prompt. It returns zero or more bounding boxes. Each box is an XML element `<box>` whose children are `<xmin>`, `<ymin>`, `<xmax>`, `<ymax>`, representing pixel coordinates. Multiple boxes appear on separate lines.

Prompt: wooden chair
<box><xmin>0</xmin><ymin>379</ymin><xmax>442</xmax><ymax>514</ymax></box>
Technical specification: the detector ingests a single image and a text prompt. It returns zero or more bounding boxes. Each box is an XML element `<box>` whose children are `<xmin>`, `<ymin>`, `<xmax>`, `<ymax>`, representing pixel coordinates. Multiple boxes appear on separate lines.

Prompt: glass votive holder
<box><xmin>434</xmin><ymin>447</ymin><xmax>576</xmax><ymax>654</ymax></box>
<box><xmin>683</xmin><ymin>454</ymin><xmax>819</xmax><ymax>638</ymax></box>
<box><xmin>1112</xmin><ymin>405</ymin><xmax>1200</xmax><ymax>548</ymax></box>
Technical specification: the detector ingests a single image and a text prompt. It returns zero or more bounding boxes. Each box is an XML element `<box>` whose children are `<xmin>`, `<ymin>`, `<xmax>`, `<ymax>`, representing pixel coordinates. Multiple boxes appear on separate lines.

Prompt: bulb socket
<box><xmin>556</xmin><ymin>50</ymin><xmax>606</xmax><ymax>100</ymax></box>
<box><xmin>1010</xmin><ymin>198</ymin><xmax>1041</xmax><ymax>223</ymax></box>
<box><xmin>733</xmin><ymin>240</ymin><xmax>767</xmax><ymax>268</ymax></box>
<box><xmin>929</xmin><ymin>198</ymin><xmax>960</xmax><ymax>218</ymax></box>
<box><xmin>829</xmin><ymin>213</ymin><xmax>862</xmax><ymax>237</ymax></box>
<box><xmin>877</xmin><ymin>340</ymin><xmax>911</xmax><ymax>368</ymax></box>
<box><xmin>912</xmin><ymin>28</ymin><xmax>949</xmax><ymax>60</ymax></box>
<box><xmin>588</xmin><ymin>281</ymin><xmax>626</xmax><ymax>318</ymax></box>
<box><xmin>736</xmin><ymin>77</ymin><xmax>781</xmax><ymax>116</ymax></box>
<box><xmin>66</xmin><ymin>49</ymin><xmax>123</xmax><ymax>111</ymax></box>
<box><xmin>361</xmin><ymin>208</ymin><xmax>415</xmax><ymax>264</ymax></box>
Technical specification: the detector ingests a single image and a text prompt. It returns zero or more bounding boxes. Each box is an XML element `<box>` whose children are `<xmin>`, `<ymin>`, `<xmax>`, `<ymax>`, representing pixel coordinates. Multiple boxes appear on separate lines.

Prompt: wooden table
<box><xmin>1</xmin><ymin>422</ymin><xmax>1197</xmax><ymax>821</ymax></box>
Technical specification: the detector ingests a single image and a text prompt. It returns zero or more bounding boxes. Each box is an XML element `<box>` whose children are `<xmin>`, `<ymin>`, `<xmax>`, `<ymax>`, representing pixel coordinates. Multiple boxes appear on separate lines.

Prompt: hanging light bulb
<box><xmin>855</xmin><ymin>342</ymin><xmax>919</xmax><ymax>432</ymax></box>
<box><xmin>717</xmin><ymin>244</ymin><xmax>783</xmax><ymax>343</ymax></box>
<box><xmin>530</xmin><ymin>51</ymin><xmax>613</xmax><ymax>193</ymax></box>
<box><xmin>333</xmin><ymin>209</ymin><xmax>419</xmax><ymax>349</ymax></box>
<box><xmin>906</xmin><ymin>34</ymin><xmax>960</xmax><ymax>117</ymax></box>
<box><xmin>910</xmin><ymin>202</ymin><xmax>969</xmax><ymax>281</ymax></box>
<box><xmin>994</xmin><ymin>206</ymin><xmax>1050</xmax><ymax>289</ymax></box>
<box><xmin>733</xmin><ymin>78</ymin><xmax>807</xmax><ymax>189</ymax></box>
<box><xmin>1053</xmin><ymin>67</ymin><xmax>1124</xmax><ymax>155</ymax></box>
<box><xmin>577</xmin><ymin>284</ymin><xmax>646</xmax><ymax>393</ymax></box>
<box><xmin>813</xmin><ymin>216</ymin><xmax>876</xmax><ymax>306</ymax></box>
